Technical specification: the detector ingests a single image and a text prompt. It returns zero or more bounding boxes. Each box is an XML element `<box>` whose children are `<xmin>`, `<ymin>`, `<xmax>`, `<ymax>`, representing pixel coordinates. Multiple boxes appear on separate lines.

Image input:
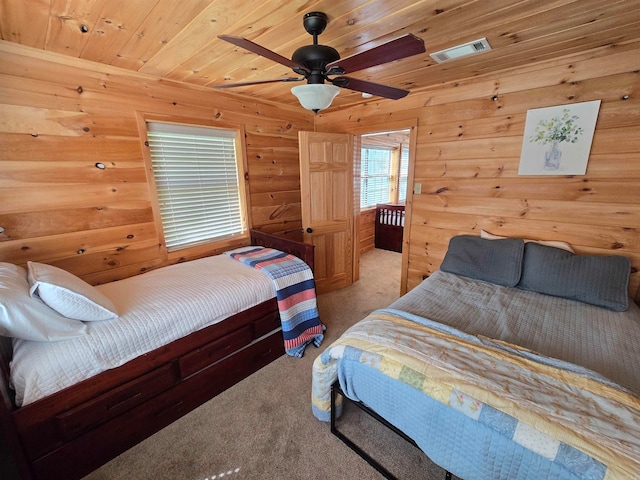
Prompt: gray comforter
<box><xmin>390</xmin><ymin>270</ymin><xmax>640</xmax><ymax>395</ymax></box>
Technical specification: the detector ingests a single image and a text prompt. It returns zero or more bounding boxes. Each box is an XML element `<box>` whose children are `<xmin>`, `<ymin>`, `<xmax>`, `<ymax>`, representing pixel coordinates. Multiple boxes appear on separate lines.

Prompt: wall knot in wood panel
<box><xmin>269</xmin><ymin>203</ymin><xmax>290</xmax><ymax>220</ymax></box>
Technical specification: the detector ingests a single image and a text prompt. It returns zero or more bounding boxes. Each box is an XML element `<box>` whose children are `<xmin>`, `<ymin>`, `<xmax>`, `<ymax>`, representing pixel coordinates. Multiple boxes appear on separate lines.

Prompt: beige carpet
<box><xmin>84</xmin><ymin>249</ymin><xmax>457</xmax><ymax>480</ymax></box>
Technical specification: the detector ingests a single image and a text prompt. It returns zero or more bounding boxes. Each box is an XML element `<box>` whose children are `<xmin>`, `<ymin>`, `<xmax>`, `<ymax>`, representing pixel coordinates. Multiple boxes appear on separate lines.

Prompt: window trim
<box><xmin>359</xmin><ymin>144</ymin><xmax>407</xmax><ymax>209</ymax></box>
<box><xmin>137</xmin><ymin>113</ymin><xmax>251</xmax><ymax>261</ymax></box>
<box><xmin>360</xmin><ymin>146</ymin><xmax>394</xmax><ymax>208</ymax></box>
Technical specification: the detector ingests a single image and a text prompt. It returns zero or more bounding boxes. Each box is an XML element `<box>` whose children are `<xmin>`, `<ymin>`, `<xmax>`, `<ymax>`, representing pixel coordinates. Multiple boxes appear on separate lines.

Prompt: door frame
<box><xmin>350</xmin><ymin>119</ymin><xmax>418</xmax><ymax>294</ymax></box>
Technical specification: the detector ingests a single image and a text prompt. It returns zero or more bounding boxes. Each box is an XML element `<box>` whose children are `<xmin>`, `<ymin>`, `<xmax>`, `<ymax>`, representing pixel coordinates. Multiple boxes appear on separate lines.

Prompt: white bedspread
<box><xmin>11</xmin><ymin>254</ymin><xmax>275</xmax><ymax>406</ymax></box>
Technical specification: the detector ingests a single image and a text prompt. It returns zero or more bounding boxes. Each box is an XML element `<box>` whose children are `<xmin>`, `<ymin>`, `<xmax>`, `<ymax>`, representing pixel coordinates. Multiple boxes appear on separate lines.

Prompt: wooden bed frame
<box><xmin>374</xmin><ymin>203</ymin><xmax>405</xmax><ymax>253</ymax></box>
<box><xmin>0</xmin><ymin>230</ymin><xmax>314</xmax><ymax>480</ymax></box>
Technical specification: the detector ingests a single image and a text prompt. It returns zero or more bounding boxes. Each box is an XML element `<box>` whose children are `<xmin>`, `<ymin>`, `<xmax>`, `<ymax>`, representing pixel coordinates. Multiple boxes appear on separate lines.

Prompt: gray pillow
<box><xmin>440</xmin><ymin>235</ymin><xmax>524</xmax><ymax>287</ymax></box>
<box><xmin>517</xmin><ymin>242</ymin><xmax>631</xmax><ymax>311</ymax></box>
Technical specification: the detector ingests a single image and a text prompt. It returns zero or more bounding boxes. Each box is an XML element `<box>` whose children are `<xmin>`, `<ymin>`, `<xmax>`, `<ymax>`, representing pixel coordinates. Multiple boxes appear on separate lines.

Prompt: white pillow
<box><xmin>480</xmin><ymin>230</ymin><xmax>575</xmax><ymax>253</ymax></box>
<box><xmin>0</xmin><ymin>262</ymin><xmax>88</xmax><ymax>341</ymax></box>
<box><xmin>28</xmin><ymin>261</ymin><xmax>118</xmax><ymax>321</ymax></box>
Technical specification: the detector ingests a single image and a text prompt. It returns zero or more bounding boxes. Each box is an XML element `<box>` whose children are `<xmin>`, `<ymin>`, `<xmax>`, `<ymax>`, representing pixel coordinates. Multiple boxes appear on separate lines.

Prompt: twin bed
<box><xmin>313</xmin><ymin>235</ymin><xmax>640</xmax><ymax>480</ymax></box>
<box><xmin>0</xmin><ymin>230</ymin><xmax>316</xmax><ymax>480</ymax></box>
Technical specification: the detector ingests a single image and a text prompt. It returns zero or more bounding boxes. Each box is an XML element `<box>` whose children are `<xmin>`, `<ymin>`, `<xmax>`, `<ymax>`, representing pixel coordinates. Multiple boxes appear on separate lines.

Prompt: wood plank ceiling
<box><xmin>1</xmin><ymin>0</ymin><xmax>639</xmax><ymax>111</ymax></box>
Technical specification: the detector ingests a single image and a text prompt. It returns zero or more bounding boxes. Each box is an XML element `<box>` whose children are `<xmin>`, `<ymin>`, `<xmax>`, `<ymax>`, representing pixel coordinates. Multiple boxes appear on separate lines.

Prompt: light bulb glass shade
<box><xmin>291</xmin><ymin>84</ymin><xmax>340</xmax><ymax>112</ymax></box>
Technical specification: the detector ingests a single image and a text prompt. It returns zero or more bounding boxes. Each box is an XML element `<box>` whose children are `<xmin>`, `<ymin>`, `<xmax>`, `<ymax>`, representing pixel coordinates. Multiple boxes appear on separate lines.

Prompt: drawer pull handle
<box><xmin>107</xmin><ymin>392</ymin><xmax>142</xmax><ymax>411</ymax></box>
<box><xmin>209</xmin><ymin>344</ymin><xmax>232</xmax><ymax>357</ymax></box>
<box><xmin>256</xmin><ymin>349</ymin><xmax>272</xmax><ymax>360</ymax></box>
<box><xmin>155</xmin><ymin>401</ymin><xmax>184</xmax><ymax>419</ymax></box>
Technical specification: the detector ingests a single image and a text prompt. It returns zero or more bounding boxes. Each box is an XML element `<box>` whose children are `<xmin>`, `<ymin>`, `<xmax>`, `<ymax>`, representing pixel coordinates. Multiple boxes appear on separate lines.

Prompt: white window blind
<box><xmin>360</xmin><ymin>148</ymin><xmax>392</xmax><ymax>208</ymax></box>
<box><xmin>146</xmin><ymin>122</ymin><xmax>245</xmax><ymax>252</ymax></box>
<box><xmin>398</xmin><ymin>146</ymin><xmax>409</xmax><ymax>202</ymax></box>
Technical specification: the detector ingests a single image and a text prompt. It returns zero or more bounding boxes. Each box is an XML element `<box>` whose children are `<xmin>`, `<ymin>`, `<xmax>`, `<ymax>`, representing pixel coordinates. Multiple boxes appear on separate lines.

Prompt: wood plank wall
<box><xmin>359</xmin><ymin>208</ymin><xmax>375</xmax><ymax>254</ymax></box>
<box><xmin>0</xmin><ymin>41</ymin><xmax>312</xmax><ymax>285</ymax></box>
<box><xmin>317</xmin><ymin>41</ymin><xmax>640</xmax><ymax>304</ymax></box>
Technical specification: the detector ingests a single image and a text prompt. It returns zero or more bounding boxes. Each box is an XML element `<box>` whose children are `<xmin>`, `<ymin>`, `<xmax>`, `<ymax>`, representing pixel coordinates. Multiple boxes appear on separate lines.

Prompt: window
<box><xmin>146</xmin><ymin>122</ymin><xmax>247</xmax><ymax>253</ymax></box>
<box><xmin>359</xmin><ymin>129</ymin><xmax>410</xmax><ymax>209</ymax></box>
<box><xmin>360</xmin><ymin>147</ymin><xmax>393</xmax><ymax>208</ymax></box>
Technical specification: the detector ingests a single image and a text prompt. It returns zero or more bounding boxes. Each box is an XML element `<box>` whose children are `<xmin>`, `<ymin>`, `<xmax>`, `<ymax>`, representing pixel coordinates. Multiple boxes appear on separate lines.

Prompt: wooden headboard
<box><xmin>250</xmin><ymin>229</ymin><xmax>315</xmax><ymax>272</ymax></box>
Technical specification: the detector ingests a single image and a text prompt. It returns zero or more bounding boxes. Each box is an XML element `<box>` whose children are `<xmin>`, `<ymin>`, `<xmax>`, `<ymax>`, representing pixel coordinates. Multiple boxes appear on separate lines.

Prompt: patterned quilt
<box><xmin>312</xmin><ymin>309</ymin><xmax>640</xmax><ymax>480</ymax></box>
<box><xmin>227</xmin><ymin>246</ymin><xmax>324</xmax><ymax>357</ymax></box>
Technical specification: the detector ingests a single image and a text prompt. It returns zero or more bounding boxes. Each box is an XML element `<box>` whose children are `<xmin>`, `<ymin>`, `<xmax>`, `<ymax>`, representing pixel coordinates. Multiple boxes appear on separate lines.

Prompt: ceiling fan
<box><xmin>215</xmin><ymin>12</ymin><xmax>426</xmax><ymax>113</ymax></box>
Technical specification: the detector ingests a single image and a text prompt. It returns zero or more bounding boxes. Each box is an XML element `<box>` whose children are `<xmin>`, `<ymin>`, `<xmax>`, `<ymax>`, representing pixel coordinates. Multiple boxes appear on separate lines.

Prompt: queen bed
<box><xmin>0</xmin><ymin>230</ymin><xmax>316</xmax><ymax>480</ymax></box>
<box><xmin>312</xmin><ymin>235</ymin><xmax>640</xmax><ymax>480</ymax></box>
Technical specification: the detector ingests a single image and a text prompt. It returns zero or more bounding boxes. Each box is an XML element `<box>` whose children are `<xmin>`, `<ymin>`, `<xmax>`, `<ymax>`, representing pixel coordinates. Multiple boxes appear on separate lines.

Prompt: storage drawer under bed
<box><xmin>56</xmin><ymin>363</ymin><xmax>178</xmax><ymax>441</ymax></box>
<box><xmin>178</xmin><ymin>325</ymin><xmax>253</xmax><ymax>378</ymax></box>
<box><xmin>30</xmin><ymin>330</ymin><xmax>285</xmax><ymax>480</ymax></box>
<box><xmin>16</xmin><ymin>313</ymin><xmax>284</xmax><ymax>463</ymax></box>
<box><xmin>252</xmin><ymin>310</ymin><xmax>281</xmax><ymax>338</ymax></box>
<box><xmin>12</xmin><ymin>301</ymin><xmax>285</xmax><ymax>467</ymax></box>
<box><xmin>178</xmin><ymin>310</ymin><xmax>280</xmax><ymax>378</ymax></box>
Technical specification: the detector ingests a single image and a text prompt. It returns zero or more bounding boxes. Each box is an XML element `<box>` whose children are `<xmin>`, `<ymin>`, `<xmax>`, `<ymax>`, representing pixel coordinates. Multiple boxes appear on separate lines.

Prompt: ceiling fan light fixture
<box><xmin>291</xmin><ymin>84</ymin><xmax>340</xmax><ymax>113</ymax></box>
<box><xmin>218</xmin><ymin>13</ymin><xmax>423</xmax><ymax>105</ymax></box>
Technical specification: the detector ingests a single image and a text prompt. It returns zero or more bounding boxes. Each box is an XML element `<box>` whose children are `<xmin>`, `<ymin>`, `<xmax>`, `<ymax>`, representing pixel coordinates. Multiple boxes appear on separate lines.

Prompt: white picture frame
<box><xmin>518</xmin><ymin>100</ymin><xmax>601</xmax><ymax>176</ymax></box>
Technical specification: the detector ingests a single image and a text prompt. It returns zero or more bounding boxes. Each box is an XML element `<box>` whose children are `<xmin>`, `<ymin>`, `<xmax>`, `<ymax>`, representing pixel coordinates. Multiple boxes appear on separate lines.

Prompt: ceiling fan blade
<box><xmin>218</xmin><ymin>35</ymin><xmax>308</xmax><ymax>72</ymax></box>
<box><xmin>332</xmin><ymin>76</ymin><xmax>409</xmax><ymax>100</ymax></box>
<box><xmin>326</xmin><ymin>34</ymin><xmax>425</xmax><ymax>74</ymax></box>
<box><xmin>213</xmin><ymin>77</ymin><xmax>304</xmax><ymax>89</ymax></box>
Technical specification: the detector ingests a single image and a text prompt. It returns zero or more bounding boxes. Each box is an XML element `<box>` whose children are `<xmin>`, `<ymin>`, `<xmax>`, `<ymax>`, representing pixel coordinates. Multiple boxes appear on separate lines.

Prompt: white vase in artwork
<box><xmin>544</xmin><ymin>141</ymin><xmax>562</xmax><ymax>170</ymax></box>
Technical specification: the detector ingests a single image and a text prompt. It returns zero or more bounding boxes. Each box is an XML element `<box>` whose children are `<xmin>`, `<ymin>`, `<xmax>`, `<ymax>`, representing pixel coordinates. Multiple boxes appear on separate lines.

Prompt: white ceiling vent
<box><xmin>430</xmin><ymin>38</ymin><xmax>492</xmax><ymax>63</ymax></box>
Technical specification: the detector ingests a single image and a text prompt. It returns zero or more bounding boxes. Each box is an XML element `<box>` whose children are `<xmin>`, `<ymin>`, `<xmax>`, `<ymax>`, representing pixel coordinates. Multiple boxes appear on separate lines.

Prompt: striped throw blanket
<box><xmin>226</xmin><ymin>246</ymin><xmax>324</xmax><ymax>357</ymax></box>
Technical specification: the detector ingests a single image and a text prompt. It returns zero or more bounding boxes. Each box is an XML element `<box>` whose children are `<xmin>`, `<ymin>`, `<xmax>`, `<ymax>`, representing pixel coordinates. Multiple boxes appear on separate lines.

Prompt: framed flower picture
<box><xmin>518</xmin><ymin>100</ymin><xmax>601</xmax><ymax>175</ymax></box>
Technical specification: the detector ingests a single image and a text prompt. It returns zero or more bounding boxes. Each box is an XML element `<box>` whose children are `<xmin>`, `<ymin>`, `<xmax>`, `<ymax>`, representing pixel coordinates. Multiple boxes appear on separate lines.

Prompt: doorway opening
<box><xmin>358</xmin><ymin>129</ymin><xmax>410</xmax><ymax>255</ymax></box>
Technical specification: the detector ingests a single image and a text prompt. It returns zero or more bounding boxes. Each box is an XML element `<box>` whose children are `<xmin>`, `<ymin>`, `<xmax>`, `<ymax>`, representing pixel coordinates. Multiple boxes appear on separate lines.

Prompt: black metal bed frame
<box><xmin>330</xmin><ymin>381</ymin><xmax>453</xmax><ymax>480</ymax></box>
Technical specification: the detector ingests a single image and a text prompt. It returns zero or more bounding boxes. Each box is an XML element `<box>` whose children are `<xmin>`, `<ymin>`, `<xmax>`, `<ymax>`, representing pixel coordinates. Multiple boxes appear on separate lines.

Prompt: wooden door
<box><xmin>299</xmin><ymin>131</ymin><xmax>354</xmax><ymax>294</ymax></box>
